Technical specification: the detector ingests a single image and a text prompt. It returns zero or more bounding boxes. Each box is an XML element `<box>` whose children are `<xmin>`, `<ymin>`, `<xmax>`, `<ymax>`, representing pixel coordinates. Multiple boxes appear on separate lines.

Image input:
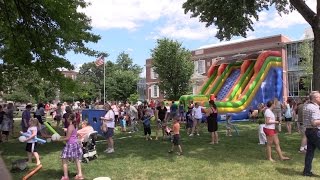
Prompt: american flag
<box><xmin>95</xmin><ymin>56</ymin><xmax>104</xmax><ymax>67</ymax></box>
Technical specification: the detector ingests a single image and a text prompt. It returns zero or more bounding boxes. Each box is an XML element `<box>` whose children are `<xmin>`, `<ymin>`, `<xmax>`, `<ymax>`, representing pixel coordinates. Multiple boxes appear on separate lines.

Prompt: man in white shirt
<box><xmin>190</xmin><ymin>103</ymin><xmax>203</xmax><ymax>136</ymax></box>
<box><xmin>125</xmin><ymin>102</ymin><xmax>139</xmax><ymax>132</ymax></box>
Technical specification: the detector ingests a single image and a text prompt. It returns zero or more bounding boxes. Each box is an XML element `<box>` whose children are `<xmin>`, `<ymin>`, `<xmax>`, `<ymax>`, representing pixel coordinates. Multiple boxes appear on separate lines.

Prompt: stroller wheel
<box><xmin>93</xmin><ymin>154</ymin><xmax>98</xmax><ymax>159</ymax></box>
<box><xmin>82</xmin><ymin>157</ymin><xmax>89</xmax><ymax>163</ymax></box>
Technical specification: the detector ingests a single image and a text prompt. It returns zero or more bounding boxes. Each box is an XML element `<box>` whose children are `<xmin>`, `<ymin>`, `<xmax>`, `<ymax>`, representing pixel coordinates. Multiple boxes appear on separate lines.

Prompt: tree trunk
<box><xmin>313</xmin><ymin>27</ymin><xmax>320</xmax><ymax>91</ymax></box>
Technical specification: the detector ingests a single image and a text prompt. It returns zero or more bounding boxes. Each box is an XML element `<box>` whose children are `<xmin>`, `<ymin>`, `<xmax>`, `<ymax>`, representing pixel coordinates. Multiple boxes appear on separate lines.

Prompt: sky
<box><xmin>66</xmin><ymin>0</ymin><xmax>316</xmax><ymax>76</ymax></box>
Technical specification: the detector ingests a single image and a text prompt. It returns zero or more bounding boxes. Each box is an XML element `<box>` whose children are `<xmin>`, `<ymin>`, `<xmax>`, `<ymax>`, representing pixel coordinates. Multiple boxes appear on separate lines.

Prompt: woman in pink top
<box><xmin>264</xmin><ymin>100</ymin><xmax>290</xmax><ymax>162</ymax></box>
<box><xmin>77</xmin><ymin>121</ymin><xmax>94</xmax><ymax>142</ymax></box>
<box><xmin>59</xmin><ymin>113</ymin><xmax>84</xmax><ymax>180</ymax></box>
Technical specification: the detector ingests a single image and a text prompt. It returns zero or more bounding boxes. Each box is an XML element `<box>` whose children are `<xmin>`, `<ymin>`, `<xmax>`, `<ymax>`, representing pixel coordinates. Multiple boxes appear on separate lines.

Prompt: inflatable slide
<box><xmin>179</xmin><ymin>51</ymin><xmax>283</xmax><ymax>120</ymax></box>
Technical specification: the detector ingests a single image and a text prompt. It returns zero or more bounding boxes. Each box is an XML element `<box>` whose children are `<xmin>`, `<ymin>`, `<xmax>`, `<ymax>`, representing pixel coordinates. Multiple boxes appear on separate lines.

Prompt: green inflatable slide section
<box><xmin>225</xmin><ymin>62</ymin><xmax>255</xmax><ymax>101</ymax></box>
<box><xmin>199</xmin><ymin>70</ymin><xmax>217</xmax><ymax>95</ymax></box>
<box><xmin>215</xmin><ymin>56</ymin><xmax>281</xmax><ymax>108</ymax></box>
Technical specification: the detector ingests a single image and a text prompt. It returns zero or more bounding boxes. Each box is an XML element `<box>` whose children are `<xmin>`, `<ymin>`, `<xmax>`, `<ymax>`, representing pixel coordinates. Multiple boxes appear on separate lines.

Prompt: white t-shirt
<box><xmin>192</xmin><ymin>106</ymin><xmax>203</xmax><ymax>119</ymax></box>
<box><xmin>264</xmin><ymin>108</ymin><xmax>275</xmax><ymax>129</ymax></box>
<box><xmin>104</xmin><ymin>110</ymin><xmax>115</xmax><ymax>128</ymax></box>
<box><xmin>26</xmin><ymin>126</ymin><xmax>38</xmax><ymax>143</ymax></box>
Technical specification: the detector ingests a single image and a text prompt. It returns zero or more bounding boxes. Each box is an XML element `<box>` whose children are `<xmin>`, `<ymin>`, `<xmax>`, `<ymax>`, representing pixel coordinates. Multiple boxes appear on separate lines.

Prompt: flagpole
<box><xmin>104</xmin><ymin>60</ymin><xmax>106</xmax><ymax>105</ymax></box>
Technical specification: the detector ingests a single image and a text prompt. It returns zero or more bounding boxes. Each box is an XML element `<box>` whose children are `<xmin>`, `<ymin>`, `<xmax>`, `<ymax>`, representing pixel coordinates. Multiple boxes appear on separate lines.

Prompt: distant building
<box><xmin>145</xmin><ymin>34</ymin><xmax>291</xmax><ymax>101</ymax></box>
<box><xmin>61</xmin><ymin>70</ymin><xmax>78</xmax><ymax>80</ymax></box>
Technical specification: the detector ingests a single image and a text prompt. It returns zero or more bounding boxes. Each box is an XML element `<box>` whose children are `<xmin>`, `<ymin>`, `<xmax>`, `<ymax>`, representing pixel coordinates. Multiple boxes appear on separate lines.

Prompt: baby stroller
<box><xmin>82</xmin><ymin>131</ymin><xmax>98</xmax><ymax>163</ymax></box>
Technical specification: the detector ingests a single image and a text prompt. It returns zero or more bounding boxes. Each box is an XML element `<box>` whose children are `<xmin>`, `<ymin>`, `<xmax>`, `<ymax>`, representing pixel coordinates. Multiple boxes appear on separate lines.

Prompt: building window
<box><xmin>151</xmin><ymin>85</ymin><xmax>159</xmax><ymax>98</ymax></box>
<box><xmin>194</xmin><ymin>60</ymin><xmax>205</xmax><ymax>74</ymax></box>
<box><xmin>150</xmin><ymin>68</ymin><xmax>159</xmax><ymax>79</ymax></box>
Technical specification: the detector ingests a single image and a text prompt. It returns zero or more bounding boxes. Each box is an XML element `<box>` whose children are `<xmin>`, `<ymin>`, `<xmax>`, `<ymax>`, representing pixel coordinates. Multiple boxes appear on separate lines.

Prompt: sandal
<box><xmin>74</xmin><ymin>175</ymin><xmax>84</xmax><ymax>180</ymax></box>
<box><xmin>61</xmin><ymin>176</ymin><xmax>69</xmax><ymax>180</ymax></box>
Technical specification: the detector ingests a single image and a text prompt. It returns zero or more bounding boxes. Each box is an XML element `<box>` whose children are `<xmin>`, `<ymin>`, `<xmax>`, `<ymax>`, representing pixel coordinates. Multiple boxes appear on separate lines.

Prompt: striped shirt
<box><xmin>303</xmin><ymin>102</ymin><xmax>320</xmax><ymax>128</ymax></box>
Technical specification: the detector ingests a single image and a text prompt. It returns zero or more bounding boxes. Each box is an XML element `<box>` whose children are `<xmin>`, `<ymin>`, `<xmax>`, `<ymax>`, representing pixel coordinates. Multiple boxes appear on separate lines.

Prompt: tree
<box><xmin>76</xmin><ymin>62</ymin><xmax>106</xmax><ymax>102</ymax></box>
<box><xmin>151</xmin><ymin>38</ymin><xmax>194</xmax><ymax>100</ymax></box>
<box><xmin>106</xmin><ymin>52</ymin><xmax>142</xmax><ymax>101</ymax></box>
<box><xmin>0</xmin><ymin>0</ymin><xmax>100</xmax><ymax>80</ymax></box>
<box><xmin>183</xmin><ymin>0</ymin><xmax>320</xmax><ymax>90</ymax></box>
<box><xmin>299</xmin><ymin>40</ymin><xmax>313</xmax><ymax>92</ymax></box>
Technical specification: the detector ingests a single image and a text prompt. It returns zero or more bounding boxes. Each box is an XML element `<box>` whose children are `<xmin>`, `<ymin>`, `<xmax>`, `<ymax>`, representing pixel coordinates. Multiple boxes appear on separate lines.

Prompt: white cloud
<box><xmin>255</xmin><ymin>0</ymin><xmax>316</xmax><ymax>29</ymax></box>
<box><xmin>198</xmin><ymin>35</ymin><xmax>256</xmax><ymax>49</ymax></box>
<box><xmin>81</xmin><ymin>0</ymin><xmax>217</xmax><ymax>40</ymax></box>
<box><xmin>80</xmin><ymin>0</ymin><xmax>316</xmax><ymax>41</ymax></box>
<box><xmin>126</xmin><ymin>48</ymin><xmax>134</xmax><ymax>52</ymax></box>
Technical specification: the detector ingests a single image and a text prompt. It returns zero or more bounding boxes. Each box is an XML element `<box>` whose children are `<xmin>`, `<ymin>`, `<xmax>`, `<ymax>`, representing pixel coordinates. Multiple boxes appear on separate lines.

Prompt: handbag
<box><xmin>101</xmin><ymin>123</ymin><xmax>107</xmax><ymax>133</ymax></box>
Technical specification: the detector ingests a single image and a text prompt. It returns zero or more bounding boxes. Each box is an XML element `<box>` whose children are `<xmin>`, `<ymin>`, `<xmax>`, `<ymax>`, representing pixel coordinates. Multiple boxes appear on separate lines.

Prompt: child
<box><xmin>58</xmin><ymin>113</ymin><xmax>84</xmax><ymax>180</ymax></box>
<box><xmin>1</xmin><ymin>113</ymin><xmax>11</xmax><ymax>142</ymax></box>
<box><xmin>168</xmin><ymin>116</ymin><xmax>183</xmax><ymax>156</ymax></box>
<box><xmin>186</xmin><ymin>111</ymin><xmax>193</xmax><ymax>135</ymax></box>
<box><xmin>22</xmin><ymin>118</ymin><xmax>41</xmax><ymax>165</ymax></box>
<box><xmin>120</xmin><ymin>115</ymin><xmax>127</xmax><ymax>132</ymax></box>
<box><xmin>226</xmin><ymin>114</ymin><xmax>233</xmax><ymax>136</ymax></box>
<box><xmin>142</xmin><ymin>113</ymin><xmax>152</xmax><ymax>140</ymax></box>
<box><xmin>258</xmin><ymin>118</ymin><xmax>267</xmax><ymax>145</ymax></box>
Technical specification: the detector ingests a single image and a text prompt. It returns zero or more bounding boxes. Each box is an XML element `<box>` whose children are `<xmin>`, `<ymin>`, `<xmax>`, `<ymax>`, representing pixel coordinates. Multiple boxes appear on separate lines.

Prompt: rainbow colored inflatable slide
<box><xmin>179</xmin><ymin>51</ymin><xmax>283</xmax><ymax>120</ymax></box>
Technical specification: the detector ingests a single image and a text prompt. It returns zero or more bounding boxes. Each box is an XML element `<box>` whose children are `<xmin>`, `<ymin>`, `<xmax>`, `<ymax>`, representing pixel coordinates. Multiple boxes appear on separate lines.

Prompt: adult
<box><xmin>111</xmin><ymin>102</ymin><xmax>119</xmax><ymax>125</ymax></box>
<box><xmin>297</xmin><ymin>98</ymin><xmax>308</xmax><ymax>153</ymax></box>
<box><xmin>190</xmin><ymin>102</ymin><xmax>202</xmax><ymax>136</ymax></box>
<box><xmin>55</xmin><ymin>103</ymin><xmax>63</xmax><ymax>127</ymax></box>
<box><xmin>206</xmin><ymin>100</ymin><xmax>218</xmax><ymax>144</ymax></box>
<box><xmin>169</xmin><ymin>101</ymin><xmax>178</xmax><ymax>120</ymax></box>
<box><xmin>263</xmin><ymin>100</ymin><xmax>290</xmax><ymax>162</ymax></box>
<box><xmin>35</xmin><ymin>103</ymin><xmax>45</xmax><ymax>124</ymax></box>
<box><xmin>273</xmin><ymin>98</ymin><xmax>282</xmax><ymax>132</ymax></box>
<box><xmin>303</xmin><ymin>91</ymin><xmax>320</xmax><ymax>176</ymax></box>
<box><xmin>63</xmin><ymin>106</ymin><xmax>72</xmax><ymax>129</ymax></box>
<box><xmin>125</xmin><ymin>101</ymin><xmax>138</xmax><ymax>132</ymax></box>
<box><xmin>6</xmin><ymin>103</ymin><xmax>14</xmax><ymax>135</ymax></box>
<box><xmin>178</xmin><ymin>101</ymin><xmax>185</xmax><ymax>121</ymax></box>
<box><xmin>77</xmin><ymin>121</ymin><xmax>94</xmax><ymax>143</ymax></box>
<box><xmin>155</xmin><ymin>101</ymin><xmax>167</xmax><ymax>140</ymax></box>
<box><xmin>0</xmin><ymin>105</ymin><xmax>5</xmax><ymax>142</ymax></box>
<box><xmin>284</xmin><ymin>99</ymin><xmax>293</xmax><ymax>134</ymax></box>
<box><xmin>101</xmin><ymin>104</ymin><xmax>115</xmax><ymax>153</ymax></box>
<box><xmin>21</xmin><ymin>105</ymin><xmax>32</xmax><ymax>132</ymax></box>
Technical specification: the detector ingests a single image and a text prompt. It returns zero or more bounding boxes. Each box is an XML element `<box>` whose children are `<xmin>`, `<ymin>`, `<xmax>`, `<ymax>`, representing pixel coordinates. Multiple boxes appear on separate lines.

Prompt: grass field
<box><xmin>1</xmin><ymin>119</ymin><xmax>319</xmax><ymax>180</ymax></box>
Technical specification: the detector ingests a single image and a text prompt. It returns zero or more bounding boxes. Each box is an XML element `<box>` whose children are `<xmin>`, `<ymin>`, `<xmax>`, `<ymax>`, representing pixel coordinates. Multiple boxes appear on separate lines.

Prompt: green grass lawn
<box><xmin>1</xmin><ymin>120</ymin><xmax>319</xmax><ymax>180</ymax></box>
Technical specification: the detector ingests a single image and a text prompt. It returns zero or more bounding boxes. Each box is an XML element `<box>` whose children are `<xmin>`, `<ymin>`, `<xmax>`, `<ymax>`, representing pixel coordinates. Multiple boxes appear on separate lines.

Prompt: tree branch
<box><xmin>289</xmin><ymin>0</ymin><xmax>316</xmax><ymax>26</ymax></box>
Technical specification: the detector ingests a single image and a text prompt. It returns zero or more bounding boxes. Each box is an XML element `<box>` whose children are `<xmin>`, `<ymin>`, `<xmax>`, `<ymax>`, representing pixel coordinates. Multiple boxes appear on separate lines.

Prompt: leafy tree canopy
<box><xmin>151</xmin><ymin>38</ymin><xmax>194</xmax><ymax>100</ymax></box>
<box><xmin>0</xmin><ymin>0</ymin><xmax>101</xmax><ymax>79</ymax></box>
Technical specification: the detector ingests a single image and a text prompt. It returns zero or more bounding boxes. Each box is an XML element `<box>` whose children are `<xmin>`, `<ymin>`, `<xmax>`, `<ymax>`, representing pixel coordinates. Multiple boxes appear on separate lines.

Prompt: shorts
<box><xmin>103</xmin><ymin>128</ymin><xmax>114</xmax><ymax>138</ymax></box>
<box><xmin>173</xmin><ymin>134</ymin><xmax>180</xmax><ymax>145</ymax></box>
<box><xmin>26</xmin><ymin>143</ymin><xmax>37</xmax><ymax>153</ymax></box>
<box><xmin>285</xmin><ymin>117</ymin><xmax>292</xmax><ymax>122</ymax></box>
<box><xmin>144</xmin><ymin>125</ymin><xmax>151</xmax><ymax>135</ymax></box>
<box><xmin>299</xmin><ymin>123</ymin><xmax>306</xmax><ymax>133</ymax></box>
<box><xmin>263</xmin><ymin>128</ymin><xmax>277</xmax><ymax>136</ymax></box>
<box><xmin>2</xmin><ymin>131</ymin><xmax>9</xmax><ymax>135</ymax></box>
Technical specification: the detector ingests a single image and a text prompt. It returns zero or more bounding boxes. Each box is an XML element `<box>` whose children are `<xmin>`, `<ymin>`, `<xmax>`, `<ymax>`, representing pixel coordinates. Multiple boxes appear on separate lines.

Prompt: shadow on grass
<box><xmin>275</xmin><ymin>167</ymin><xmax>305</xmax><ymax>177</ymax></box>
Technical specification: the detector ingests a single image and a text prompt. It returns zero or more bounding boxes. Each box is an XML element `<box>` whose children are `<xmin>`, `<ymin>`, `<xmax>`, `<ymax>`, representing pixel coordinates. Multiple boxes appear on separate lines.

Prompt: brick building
<box><xmin>145</xmin><ymin>34</ymin><xmax>291</xmax><ymax>101</ymax></box>
<box><xmin>61</xmin><ymin>70</ymin><xmax>78</xmax><ymax>80</ymax></box>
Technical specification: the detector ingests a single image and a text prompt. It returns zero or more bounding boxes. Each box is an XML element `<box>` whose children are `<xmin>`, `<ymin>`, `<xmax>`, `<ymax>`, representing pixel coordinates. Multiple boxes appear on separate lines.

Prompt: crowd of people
<box><xmin>2</xmin><ymin>90</ymin><xmax>320</xmax><ymax>178</ymax></box>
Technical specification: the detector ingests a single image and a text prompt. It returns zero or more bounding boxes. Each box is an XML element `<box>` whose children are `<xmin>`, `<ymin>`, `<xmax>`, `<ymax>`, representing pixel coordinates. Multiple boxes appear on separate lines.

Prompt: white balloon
<box><xmin>51</xmin><ymin>133</ymin><xmax>61</xmax><ymax>141</ymax></box>
<box><xmin>18</xmin><ymin>136</ymin><xmax>27</xmax><ymax>142</ymax></box>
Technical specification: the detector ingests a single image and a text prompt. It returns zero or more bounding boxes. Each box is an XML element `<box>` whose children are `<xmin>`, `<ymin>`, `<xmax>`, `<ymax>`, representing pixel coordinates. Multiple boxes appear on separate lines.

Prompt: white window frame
<box><xmin>197</xmin><ymin>60</ymin><xmax>206</xmax><ymax>74</ymax></box>
<box><xmin>150</xmin><ymin>68</ymin><xmax>159</xmax><ymax>79</ymax></box>
<box><xmin>150</xmin><ymin>85</ymin><xmax>159</xmax><ymax>98</ymax></box>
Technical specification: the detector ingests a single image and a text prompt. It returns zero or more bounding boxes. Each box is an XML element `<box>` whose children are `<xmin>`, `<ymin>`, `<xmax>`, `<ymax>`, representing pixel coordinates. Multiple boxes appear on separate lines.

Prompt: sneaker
<box><xmin>298</xmin><ymin>149</ymin><xmax>306</xmax><ymax>154</ymax></box>
<box><xmin>197</xmin><ymin>133</ymin><xmax>200</xmax><ymax>136</ymax></box>
<box><xmin>303</xmin><ymin>172</ymin><xmax>314</xmax><ymax>177</ymax></box>
<box><xmin>107</xmin><ymin>148</ymin><xmax>114</xmax><ymax>153</ymax></box>
<box><xmin>168</xmin><ymin>150</ymin><xmax>173</xmax><ymax>153</ymax></box>
<box><xmin>189</xmin><ymin>134</ymin><xmax>194</xmax><ymax>137</ymax></box>
<box><xmin>104</xmin><ymin>148</ymin><xmax>111</xmax><ymax>153</ymax></box>
<box><xmin>177</xmin><ymin>152</ymin><xmax>183</xmax><ymax>156</ymax></box>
